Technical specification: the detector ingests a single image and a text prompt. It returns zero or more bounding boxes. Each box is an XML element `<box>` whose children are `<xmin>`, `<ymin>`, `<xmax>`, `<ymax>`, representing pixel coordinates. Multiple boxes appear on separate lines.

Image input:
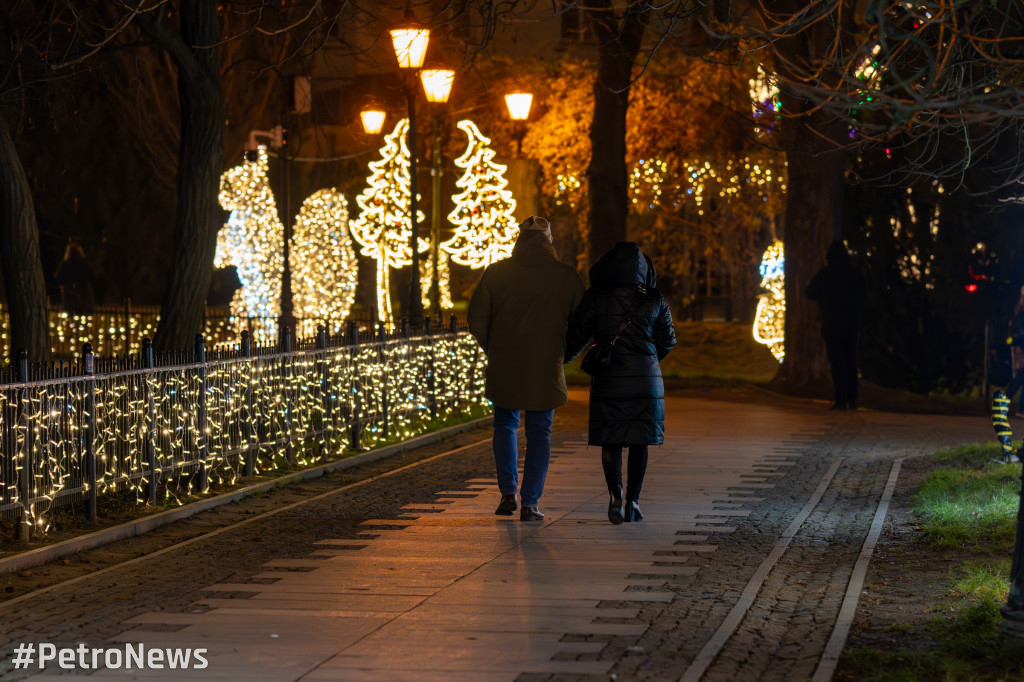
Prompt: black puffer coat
<box><xmin>566</xmin><ymin>243</ymin><xmax>676</xmax><ymax>446</ymax></box>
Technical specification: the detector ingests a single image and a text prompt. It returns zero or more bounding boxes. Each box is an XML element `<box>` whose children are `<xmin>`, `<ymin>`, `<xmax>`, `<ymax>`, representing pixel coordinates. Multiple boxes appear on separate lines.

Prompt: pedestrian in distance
<box><xmin>468</xmin><ymin>216</ymin><xmax>586</xmax><ymax>522</ymax></box>
<box><xmin>805</xmin><ymin>239</ymin><xmax>866</xmax><ymax>411</ymax></box>
<box><xmin>565</xmin><ymin>242</ymin><xmax>676</xmax><ymax>525</ymax></box>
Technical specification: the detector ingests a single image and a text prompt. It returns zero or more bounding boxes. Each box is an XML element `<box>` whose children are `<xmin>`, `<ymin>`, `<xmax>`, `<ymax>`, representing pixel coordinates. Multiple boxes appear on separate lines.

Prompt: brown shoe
<box><xmin>495</xmin><ymin>494</ymin><xmax>517</xmax><ymax>515</ymax></box>
<box><xmin>520</xmin><ymin>506</ymin><xmax>545</xmax><ymax>522</ymax></box>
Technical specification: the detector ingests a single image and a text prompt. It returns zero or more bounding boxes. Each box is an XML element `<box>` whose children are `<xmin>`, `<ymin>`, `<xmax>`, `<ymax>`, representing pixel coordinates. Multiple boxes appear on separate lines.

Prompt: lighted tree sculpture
<box><xmin>352</xmin><ymin>118</ymin><xmax>427</xmax><ymax>327</ymax></box>
<box><xmin>419</xmin><ymin>251</ymin><xmax>453</xmax><ymax>310</ymax></box>
<box><xmin>441</xmin><ymin>120</ymin><xmax>519</xmax><ymax>269</ymax></box>
<box><xmin>290</xmin><ymin>189</ymin><xmax>359</xmax><ymax>335</ymax></box>
<box><xmin>753</xmin><ymin>240</ymin><xmax>785</xmax><ymax>362</ymax></box>
<box><xmin>216</xmin><ymin>146</ymin><xmax>284</xmax><ymax>331</ymax></box>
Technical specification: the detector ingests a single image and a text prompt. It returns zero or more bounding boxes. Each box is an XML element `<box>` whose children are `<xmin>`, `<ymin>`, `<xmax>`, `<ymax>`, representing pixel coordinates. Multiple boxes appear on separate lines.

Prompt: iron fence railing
<box><xmin>0</xmin><ymin>321</ymin><xmax>487</xmax><ymax>537</ymax></box>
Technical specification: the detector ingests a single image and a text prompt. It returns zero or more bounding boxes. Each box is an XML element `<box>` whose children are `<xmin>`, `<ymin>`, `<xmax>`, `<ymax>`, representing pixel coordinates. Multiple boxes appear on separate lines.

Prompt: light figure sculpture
<box><xmin>290</xmin><ymin>189</ymin><xmax>359</xmax><ymax>335</ymax></box>
<box><xmin>216</xmin><ymin>146</ymin><xmax>284</xmax><ymax>336</ymax></box>
<box><xmin>441</xmin><ymin>120</ymin><xmax>519</xmax><ymax>269</ymax></box>
<box><xmin>352</xmin><ymin>118</ymin><xmax>427</xmax><ymax>327</ymax></box>
<box><xmin>753</xmin><ymin>240</ymin><xmax>785</xmax><ymax>362</ymax></box>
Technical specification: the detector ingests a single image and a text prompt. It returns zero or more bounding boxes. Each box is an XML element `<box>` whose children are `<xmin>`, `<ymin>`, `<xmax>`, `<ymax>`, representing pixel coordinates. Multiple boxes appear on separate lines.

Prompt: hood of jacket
<box><xmin>511</xmin><ymin>228</ymin><xmax>557</xmax><ymax>265</ymax></box>
<box><xmin>589</xmin><ymin>242</ymin><xmax>650</xmax><ymax>289</ymax></box>
<box><xmin>826</xmin><ymin>239</ymin><xmax>850</xmax><ymax>268</ymax></box>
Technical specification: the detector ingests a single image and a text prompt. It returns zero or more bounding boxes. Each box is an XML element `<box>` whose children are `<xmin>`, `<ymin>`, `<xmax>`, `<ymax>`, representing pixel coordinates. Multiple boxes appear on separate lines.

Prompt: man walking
<box><xmin>468</xmin><ymin>216</ymin><xmax>586</xmax><ymax>521</ymax></box>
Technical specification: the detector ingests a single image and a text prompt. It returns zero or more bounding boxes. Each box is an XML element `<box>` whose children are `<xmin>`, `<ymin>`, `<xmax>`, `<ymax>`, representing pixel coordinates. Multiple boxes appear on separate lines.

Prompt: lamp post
<box><xmin>420</xmin><ymin>68</ymin><xmax>455</xmax><ymax>319</ymax></box>
<box><xmin>504</xmin><ymin>91</ymin><xmax>533</xmax><ymax>155</ymax></box>
<box><xmin>390</xmin><ymin>26</ymin><xmax>430</xmax><ymax>326</ymax></box>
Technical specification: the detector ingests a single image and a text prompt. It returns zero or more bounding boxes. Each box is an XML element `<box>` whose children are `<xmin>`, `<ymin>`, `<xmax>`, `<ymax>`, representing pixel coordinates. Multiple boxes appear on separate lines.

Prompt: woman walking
<box><xmin>566</xmin><ymin>242</ymin><xmax>676</xmax><ymax>524</ymax></box>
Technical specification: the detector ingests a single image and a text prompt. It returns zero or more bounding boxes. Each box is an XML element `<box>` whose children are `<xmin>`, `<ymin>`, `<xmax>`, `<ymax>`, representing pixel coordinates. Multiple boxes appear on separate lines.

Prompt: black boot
<box><xmin>494</xmin><ymin>493</ymin><xmax>517</xmax><ymax>516</ymax></box>
<box><xmin>623</xmin><ymin>498</ymin><xmax>643</xmax><ymax>522</ymax></box>
<box><xmin>608</xmin><ymin>486</ymin><xmax>624</xmax><ymax>525</ymax></box>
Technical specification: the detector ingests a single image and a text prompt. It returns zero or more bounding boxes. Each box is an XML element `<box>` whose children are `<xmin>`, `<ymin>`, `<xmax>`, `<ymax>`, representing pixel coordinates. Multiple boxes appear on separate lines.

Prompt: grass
<box><xmin>914</xmin><ymin>444</ymin><xmax>1020</xmax><ymax>549</ymax></box>
<box><xmin>841</xmin><ymin>442</ymin><xmax>1024</xmax><ymax>681</ymax></box>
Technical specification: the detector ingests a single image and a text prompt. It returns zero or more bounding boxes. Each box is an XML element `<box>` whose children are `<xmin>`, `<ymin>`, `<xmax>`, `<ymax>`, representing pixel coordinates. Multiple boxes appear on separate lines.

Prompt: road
<box><xmin>0</xmin><ymin>388</ymin><xmax>987</xmax><ymax>681</ymax></box>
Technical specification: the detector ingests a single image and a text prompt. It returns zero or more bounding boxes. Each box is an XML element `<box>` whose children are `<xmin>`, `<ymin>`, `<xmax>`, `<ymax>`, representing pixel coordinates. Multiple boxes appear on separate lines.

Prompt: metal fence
<box><xmin>0</xmin><ymin>321</ymin><xmax>488</xmax><ymax>537</ymax></box>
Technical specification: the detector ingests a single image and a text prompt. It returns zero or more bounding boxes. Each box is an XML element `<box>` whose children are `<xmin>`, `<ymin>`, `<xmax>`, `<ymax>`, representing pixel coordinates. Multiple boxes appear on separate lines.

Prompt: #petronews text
<box><xmin>11</xmin><ymin>642</ymin><xmax>209</xmax><ymax>670</ymax></box>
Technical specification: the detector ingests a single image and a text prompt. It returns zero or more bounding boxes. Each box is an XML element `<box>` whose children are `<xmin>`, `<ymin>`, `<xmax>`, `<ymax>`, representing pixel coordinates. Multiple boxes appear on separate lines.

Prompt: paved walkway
<box><xmin>18</xmin><ymin>389</ymin><xmax>987</xmax><ymax>681</ymax></box>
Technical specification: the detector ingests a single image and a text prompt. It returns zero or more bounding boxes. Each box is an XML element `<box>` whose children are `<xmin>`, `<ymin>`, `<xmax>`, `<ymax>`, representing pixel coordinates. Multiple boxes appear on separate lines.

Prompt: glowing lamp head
<box><xmin>390</xmin><ymin>28</ymin><xmax>430</xmax><ymax>69</ymax></box>
<box><xmin>360</xmin><ymin>109</ymin><xmax>387</xmax><ymax>135</ymax></box>
<box><xmin>504</xmin><ymin>92</ymin><xmax>533</xmax><ymax>121</ymax></box>
<box><xmin>421</xmin><ymin>69</ymin><xmax>455</xmax><ymax>103</ymax></box>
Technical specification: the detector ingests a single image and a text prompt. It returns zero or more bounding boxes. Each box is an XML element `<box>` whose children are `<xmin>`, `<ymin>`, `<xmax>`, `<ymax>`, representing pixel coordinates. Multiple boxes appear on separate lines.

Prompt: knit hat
<box><xmin>519</xmin><ymin>215</ymin><xmax>552</xmax><ymax>241</ymax></box>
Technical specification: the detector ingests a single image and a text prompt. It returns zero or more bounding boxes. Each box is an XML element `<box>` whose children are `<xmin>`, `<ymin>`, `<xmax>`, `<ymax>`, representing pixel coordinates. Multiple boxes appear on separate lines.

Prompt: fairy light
<box><xmin>555</xmin><ymin>169</ymin><xmax>583</xmax><ymax>208</ymax></box>
<box><xmin>441</xmin><ymin>120</ymin><xmax>519</xmax><ymax>269</ymax></box>
<box><xmin>216</xmin><ymin>146</ymin><xmax>284</xmax><ymax>338</ymax></box>
<box><xmin>2</xmin><ymin>332</ymin><xmax>488</xmax><ymax>531</ymax></box>
<box><xmin>753</xmin><ymin>240</ymin><xmax>785</xmax><ymax>362</ymax></box>
<box><xmin>290</xmin><ymin>189</ymin><xmax>359</xmax><ymax>336</ymax></box>
<box><xmin>352</xmin><ymin>118</ymin><xmax>427</xmax><ymax>327</ymax></box>
<box><xmin>749</xmin><ymin>64</ymin><xmax>780</xmax><ymax>119</ymax></box>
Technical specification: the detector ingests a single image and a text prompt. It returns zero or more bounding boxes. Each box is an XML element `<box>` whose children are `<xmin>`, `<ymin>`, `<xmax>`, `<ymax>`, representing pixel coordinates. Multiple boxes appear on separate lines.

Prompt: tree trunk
<box><xmin>773</xmin><ymin>96</ymin><xmax>846</xmax><ymax>389</ymax></box>
<box><xmin>585</xmin><ymin>0</ymin><xmax>647</xmax><ymax>268</ymax></box>
<box><xmin>0</xmin><ymin>115</ymin><xmax>50</xmax><ymax>361</ymax></box>
<box><xmin>150</xmin><ymin>0</ymin><xmax>226</xmax><ymax>351</ymax></box>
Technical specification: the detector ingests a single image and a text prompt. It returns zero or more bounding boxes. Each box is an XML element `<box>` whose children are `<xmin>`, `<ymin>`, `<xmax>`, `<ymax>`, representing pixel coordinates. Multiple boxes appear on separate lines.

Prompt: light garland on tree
<box><xmin>216</xmin><ymin>146</ymin><xmax>284</xmax><ymax>336</ymax></box>
<box><xmin>441</xmin><ymin>120</ymin><xmax>519</xmax><ymax>269</ymax></box>
<box><xmin>352</xmin><ymin>118</ymin><xmax>427</xmax><ymax>327</ymax></box>
<box><xmin>290</xmin><ymin>189</ymin><xmax>359</xmax><ymax>336</ymax></box>
<box><xmin>753</xmin><ymin>240</ymin><xmax>785</xmax><ymax>362</ymax></box>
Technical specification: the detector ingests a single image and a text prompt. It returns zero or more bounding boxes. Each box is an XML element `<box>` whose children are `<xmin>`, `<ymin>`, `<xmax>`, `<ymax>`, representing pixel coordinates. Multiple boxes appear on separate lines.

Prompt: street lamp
<box><xmin>390</xmin><ymin>25</ymin><xmax>430</xmax><ymax>326</ymax></box>
<box><xmin>359</xmin><ymin>109</ymin><xmax>387</xmax><ymax>135</ymax></box>
<box><xmin>421</xmin><ymin>67</ymin><xmax>455</xmax><ymax>318</ymax></box>
<box><xmin>505</xmin><ymin>91</ymin><xmax>533</xmax><ymax>155</ymax></box>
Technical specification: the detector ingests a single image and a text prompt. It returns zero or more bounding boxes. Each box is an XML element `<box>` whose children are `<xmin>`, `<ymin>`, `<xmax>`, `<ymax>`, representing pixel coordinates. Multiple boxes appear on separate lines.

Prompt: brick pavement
<box><xmin>1</xmin><ymin>389</ymin><xmax>988</xmax><ymax>681</ymax></box>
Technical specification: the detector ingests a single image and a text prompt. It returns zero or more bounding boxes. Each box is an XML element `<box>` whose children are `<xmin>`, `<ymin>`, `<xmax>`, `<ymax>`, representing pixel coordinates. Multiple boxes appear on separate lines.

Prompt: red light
<box><xmin>966</xmin><ymin>283</ymin><xmax>979</xmax><ymax>293</ymax></box>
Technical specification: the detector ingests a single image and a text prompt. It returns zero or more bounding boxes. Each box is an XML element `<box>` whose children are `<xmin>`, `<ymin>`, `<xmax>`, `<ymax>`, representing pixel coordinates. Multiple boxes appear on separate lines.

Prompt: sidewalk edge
<box><xmin>0</xmin><ymin>416</ymin><xmax>493</xmax><ymax>575</ymax></box>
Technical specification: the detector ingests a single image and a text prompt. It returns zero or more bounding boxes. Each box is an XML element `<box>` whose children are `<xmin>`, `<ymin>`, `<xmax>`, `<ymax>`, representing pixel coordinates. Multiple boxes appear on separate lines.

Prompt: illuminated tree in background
<box><xmin>352</xmin><ymin>118</ymin><xmax>427</xmax><ymax>327</ymax></box>
<box><xmin>753</xmin><ymin>240</ymin><xmax>785</xmax><ymax>362</ymax></box>
<box><xmin>290</xmin><ymin>189</ymin><xmax>359</xmax><ymax>335</ymax></box>
<box><xmin>420</xmin><ymin>252</ymin><xmax>453</xmax><ymax>310</ymax></box>
<box><xmin>216</xmin><ymin>146</ymin><xmax>283</xmax><ymax>333</ymax></box>
<box><xmin>441</xmin><ymin>120</ymin><xmax>519</xmax><ymax>269</ymax></box>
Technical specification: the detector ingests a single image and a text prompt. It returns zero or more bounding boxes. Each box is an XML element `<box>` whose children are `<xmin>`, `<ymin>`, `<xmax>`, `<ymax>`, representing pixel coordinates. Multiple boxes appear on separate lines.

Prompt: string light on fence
<box><xmin>441</xmin><ymin>120</ymin><xmax>519</xmax><ymax>269</ymax></box>
<box><xmin>1</xmin><ymin>333</ymin><xmax>489</xmax><ymax>533</ymax></box>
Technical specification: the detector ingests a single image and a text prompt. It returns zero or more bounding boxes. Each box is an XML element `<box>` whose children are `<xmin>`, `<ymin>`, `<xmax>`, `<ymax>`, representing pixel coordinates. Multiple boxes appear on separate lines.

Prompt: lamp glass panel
<box><xmin>504</xmin><ymin>92</ymin><xmax>533</xmax><ymax>121</ymax></box>
<box><xmin>390</xmin><ymin>28</ymin><xmax>430</xmax><ymax>69</ymax></box>
<box><xmin>421</xmin><ymin>69</ymin><xmax>455</xmax><ymax>103</ymax></box>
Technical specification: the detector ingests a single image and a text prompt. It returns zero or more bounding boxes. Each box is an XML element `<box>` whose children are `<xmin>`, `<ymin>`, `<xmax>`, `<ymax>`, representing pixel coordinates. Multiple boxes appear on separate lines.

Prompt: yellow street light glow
<box><xmin>504</xmin><ymin>92</ymin><xmax>533</xmax><ymax>121</ymax></box>
<box><xmin>421</xmin><ymin>69</ymin><xmax>455</xmax><ymax>103</ymax></box>
<box><xmin>390</xmin><ymin>28</ymin><xmax>430</xmax><ymax>69</ymax></box>
<box><xmin>360</xmin><ymin>109</ymin><xmax>386</xmax><ymax>135</ymax></box>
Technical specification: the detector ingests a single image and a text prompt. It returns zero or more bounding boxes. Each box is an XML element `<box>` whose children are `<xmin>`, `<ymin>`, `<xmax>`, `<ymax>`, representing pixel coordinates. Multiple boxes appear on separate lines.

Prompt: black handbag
<box><xmin>580</xmin><ymin>293</ymin><xmax>641</xmax><ymax>376</ymax></box>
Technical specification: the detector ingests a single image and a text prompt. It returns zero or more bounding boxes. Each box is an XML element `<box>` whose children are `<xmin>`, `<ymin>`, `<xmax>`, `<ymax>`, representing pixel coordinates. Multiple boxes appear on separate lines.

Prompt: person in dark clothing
<box><xmin>806</xmin><ymin>240</ymin><xmax>865</xmax><ymax>411</ymax></box>
<box><xmin>565</xmin><ymin>243</ymin><xmax>677</xmax><ymax>524</ymax></box>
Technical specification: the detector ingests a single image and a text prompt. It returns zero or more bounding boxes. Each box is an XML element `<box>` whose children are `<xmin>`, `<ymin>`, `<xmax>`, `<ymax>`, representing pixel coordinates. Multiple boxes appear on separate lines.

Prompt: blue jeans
<box><xmin>493</xmin><ymin>407</ymin><xmax>554</xmax><ymax>507</ymax></box>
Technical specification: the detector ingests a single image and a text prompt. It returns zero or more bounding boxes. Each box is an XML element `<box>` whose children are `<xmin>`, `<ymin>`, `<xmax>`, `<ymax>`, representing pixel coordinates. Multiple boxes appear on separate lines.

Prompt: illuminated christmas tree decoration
<box><xmin>753</xmin><ymin>240</ymin><xmax>785</xmax><ymax>362</ymax></box>
<box><xmin>441</xmin><ymin>120</ymin><xmax>519</xmax><ymax>269</ymax></box>
<box><xmin>352</xmin><ymin>118</ymin><xmax>427</xmax><ymax>327</ymax></box>
<box><xmin>419</xmin><ymin>249</ymin><xmax>454</xmax><ymax>310</ymax></box>
<box><xmin>216</xmin><ymin>146</ymin><xmax>284</xmax><ymax>334</ymax></box>
<box><xmin>290</xmin><ymin>189</ymin><xmax>359</xmax><ymax>335</ymax></box>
